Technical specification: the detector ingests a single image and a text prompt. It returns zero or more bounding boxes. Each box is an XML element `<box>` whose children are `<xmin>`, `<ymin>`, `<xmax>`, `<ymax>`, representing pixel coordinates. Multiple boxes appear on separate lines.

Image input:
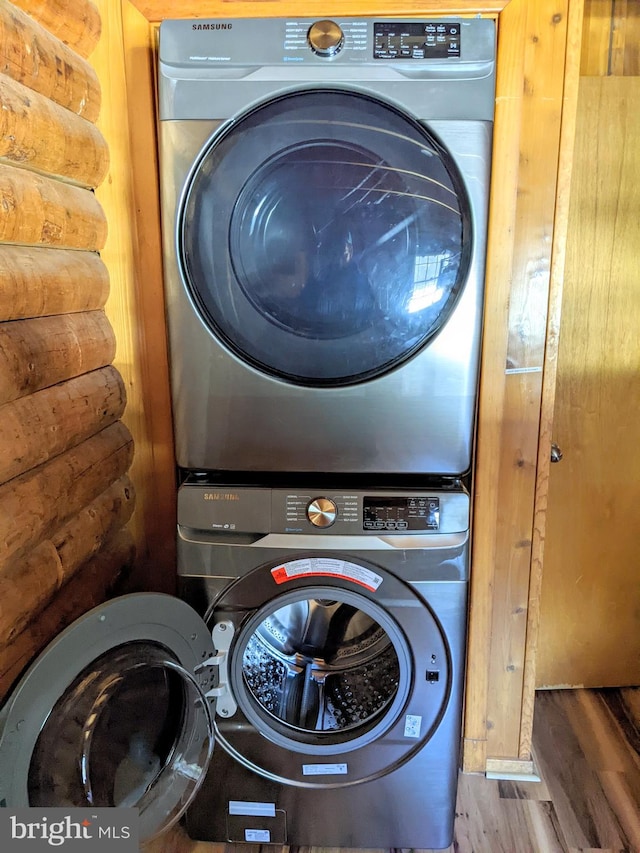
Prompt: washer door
<box><xmin>210</xmin><ymin>556</ymin><xmax>453</xmax><ymax>786</ymax></box>
<box><xmin>0</xmin><ymin>594</ymin><xmax>216</xmax><ymax>844</ymax></box>
<box><xmin>179</xmin><ymin>88</ymin><xmax>472</xmax><ymax>387</ymax></box>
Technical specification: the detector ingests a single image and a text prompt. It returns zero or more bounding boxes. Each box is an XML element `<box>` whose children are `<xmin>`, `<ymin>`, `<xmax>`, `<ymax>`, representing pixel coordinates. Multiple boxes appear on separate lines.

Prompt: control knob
<box><xmin>307</xmin><ymin>497</ymin><xmax>338</xmax><ymax>527</ymax></box>
<box><xmin>307</xmin><ymin>20</ymin><xmax>345</xmax><ymax>57</ymax></box>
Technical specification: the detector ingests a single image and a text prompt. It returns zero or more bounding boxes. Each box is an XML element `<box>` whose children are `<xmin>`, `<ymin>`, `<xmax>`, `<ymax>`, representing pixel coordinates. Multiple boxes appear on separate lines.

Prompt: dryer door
<box><xmin>0</xmin><ymin>594</ymin><xmax>218</xmax><ymax>844</ymax></box>
<box><xmin>178</xmin><ymin>88</ymin><xmax>472</xmax><ymax>386</ymax></box>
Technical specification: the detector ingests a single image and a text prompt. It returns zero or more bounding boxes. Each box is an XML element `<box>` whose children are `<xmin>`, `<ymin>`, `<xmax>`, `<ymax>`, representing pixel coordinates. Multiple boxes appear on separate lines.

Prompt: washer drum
<box><xmin>242</xmin><ymin>598</ymin><xmax>400</xmax><ymax>732</ymax></box>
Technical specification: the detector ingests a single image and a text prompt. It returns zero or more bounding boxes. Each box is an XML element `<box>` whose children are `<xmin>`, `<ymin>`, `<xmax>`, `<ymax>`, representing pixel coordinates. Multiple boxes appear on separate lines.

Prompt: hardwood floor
<box><xmin>147</xmin><ymin>688</ymin><xmax>640</xmax><ymax>853</ymax></box>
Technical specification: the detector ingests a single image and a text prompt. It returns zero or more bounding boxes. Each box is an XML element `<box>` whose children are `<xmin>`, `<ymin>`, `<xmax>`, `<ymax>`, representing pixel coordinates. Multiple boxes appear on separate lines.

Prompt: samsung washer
<box><xmin>177</xmin><ymin>479</ymin><xmax>470</xmax><ymax>848</ymax></box>
<box><xmin>0</xmin><ymin>482</ymin><xmax>470</xmax><ymax>849</ymax></box>
<box><xmin>157</xmin><ymin>17</ymin><xmax>495</xmax><ymax>475</ymax></box>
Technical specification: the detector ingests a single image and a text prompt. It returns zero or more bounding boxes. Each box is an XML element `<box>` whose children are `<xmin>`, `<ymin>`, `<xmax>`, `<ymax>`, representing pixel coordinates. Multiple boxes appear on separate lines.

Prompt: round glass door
<box><xmin>179</xmin><ymin>89</ymin><xmax>471</xmax><ymax>386</ymax></box>
<box><xmin>27</xmin><ymin>642</ymin><xmax>213</xmax><ymax>843</ymax></box>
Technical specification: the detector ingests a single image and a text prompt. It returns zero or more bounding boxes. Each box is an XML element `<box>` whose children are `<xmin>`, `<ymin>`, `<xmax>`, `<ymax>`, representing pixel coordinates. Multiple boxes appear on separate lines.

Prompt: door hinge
<box><xmin>195</xmin><ymin>619</ymin><xmax>238</xmax><ymax>718</ymax></box>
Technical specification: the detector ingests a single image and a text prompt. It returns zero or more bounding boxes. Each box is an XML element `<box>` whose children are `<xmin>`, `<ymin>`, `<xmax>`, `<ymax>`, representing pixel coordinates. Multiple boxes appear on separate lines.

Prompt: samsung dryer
<box><xmin>157</xmin><ymin>17</ymin><xmax>495</xmax><ymax>476</ymax></box>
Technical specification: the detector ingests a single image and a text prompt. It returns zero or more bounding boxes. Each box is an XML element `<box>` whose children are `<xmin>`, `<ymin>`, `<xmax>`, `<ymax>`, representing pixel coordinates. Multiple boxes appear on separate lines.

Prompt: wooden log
<box><xmin>0</xmin><ymin>421</ymin><xmax>134</xmax><ymax>567</ymax></box>
<box><xmin>0</xmin><ymin>163</ymin><xmax>107</xmax><ymax>249</ymax></box>
<box><xmin>0</xmin><ymin>365</ymin><xmax>126</xmax><ymax>484</ymax></box>
<box><xmin>0</xmin><ymin>73</ymin><xmax>109</xmax><ymax>187</ymax></box>
<box><xmin>0</xmin><ymin>246</ymin><xmax>109</xmax><ymax>320</ymax></box>
<box><xmin>0</xmin><ymin>310</ymin><xmax>115</xmax><ymax>405</ymax></box>
<box><xmin>0</xmin><ymin>2</ymin><xmax>101</xmax><ymax>121</ymax></box>
<box><xmin>10</xmin><ymin>0</ymin><xmax>101</xmax><ymax>59</ymax></box>
<box><xmin>53</xmin><ymin>475</ymin><xmax>135</xmax><ymax>580</ymax></box>
<box><xmin>0</xmin><ymin>476</ymin><xmax>135</xmax><ymax>644</ymax></box>
<box><xmin>0</xmin><ymin>540</ymin><xmax>62</xmax><ymax>645</ymax></box>
<box><xmin>0</xmin><ymin>528</ymin><xmax>135</xmax><ymax>702</ymax></box>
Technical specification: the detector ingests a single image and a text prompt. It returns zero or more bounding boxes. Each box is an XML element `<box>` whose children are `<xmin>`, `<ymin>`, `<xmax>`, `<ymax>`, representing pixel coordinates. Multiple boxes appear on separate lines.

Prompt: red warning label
<box><xmin>271</xmin><ymin>558</ymin><xmax>383</xmax><ymax>592</ymax></box>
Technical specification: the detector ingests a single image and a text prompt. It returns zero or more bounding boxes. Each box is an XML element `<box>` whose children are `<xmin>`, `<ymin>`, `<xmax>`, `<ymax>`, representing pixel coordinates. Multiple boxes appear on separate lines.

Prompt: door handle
<box><xmin>550</xmin><ymin>443</ymin><xmax>563</xmax><ymax>463</ymax></box>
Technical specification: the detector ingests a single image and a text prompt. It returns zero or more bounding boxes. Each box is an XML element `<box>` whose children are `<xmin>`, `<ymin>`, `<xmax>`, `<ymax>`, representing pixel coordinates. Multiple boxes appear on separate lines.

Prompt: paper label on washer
<box><xmin>404</xmin><ymin>714</ymin><xmax>422</xmax><ymax>739</ymax></box>
<box><xmin>245</xmin><ymin>829</ymin><xmax>271</xmax><ymax>842</ymax></box>
<box><xmin>229</xmin><ymin>801</ymin><xmax>275</xmax><ymax>817</ymax></box>
<box><xmin>302</xmin><ymin>762</ymin><xmax>348</xmax><ymax>776</ymax></box>
<box><xmin>271</xmin><ymin>558</ymin><xmax>382</xmax><ymax>592</ymax></box>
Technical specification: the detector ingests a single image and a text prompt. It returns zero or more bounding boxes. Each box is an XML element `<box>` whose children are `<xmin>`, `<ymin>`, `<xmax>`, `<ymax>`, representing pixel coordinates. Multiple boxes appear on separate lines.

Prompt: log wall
<box><xmin>0</xmin><ymin>0</ymin><xmax>136</xmax><ymax>701</ymax></box>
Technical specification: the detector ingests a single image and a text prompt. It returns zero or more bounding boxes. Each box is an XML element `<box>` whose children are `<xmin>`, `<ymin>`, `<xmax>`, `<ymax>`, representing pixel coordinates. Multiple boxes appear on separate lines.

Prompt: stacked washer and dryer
<box><xmin>0</xmin><ymin>15</ymin><xmax>495</xmax><ymax>850</ymax></box>
<box><xmin>158</xmin><ymin>15</ymin><xmax>495</xmax><ymax>849</ymax></box>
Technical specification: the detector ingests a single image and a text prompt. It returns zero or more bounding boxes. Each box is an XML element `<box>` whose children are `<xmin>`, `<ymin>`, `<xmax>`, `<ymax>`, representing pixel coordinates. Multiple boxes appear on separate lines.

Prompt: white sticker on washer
<box><xmin>229</xmin><ymin>801</ymin><xmax>276</xmax><ymax>817</ymax></box>
<box><xmin>271</xmin><ymin>558</ymin><xmax>383</xmax><ymax>592</ymax></box>
<box><xmin>404</xmin><ymin>714</ymin><xmax>422</xmax><ymax>739</ymax></box>
<box><xmin>245</xmin><ymin>829</ymin><xmax>271</xmax><ymax>842</ymax></box>
<box><xmin>302</xmin><ymin>762</ymin><xmax>348</xmax><ymax>776</ymax></box>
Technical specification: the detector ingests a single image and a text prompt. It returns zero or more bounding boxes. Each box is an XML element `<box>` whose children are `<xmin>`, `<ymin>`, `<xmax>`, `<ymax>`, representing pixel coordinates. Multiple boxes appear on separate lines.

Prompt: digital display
<box><xmin>374</xmin><ymin>22</ymin><xmax>461</xmax><ymax>60</ymax></box>
<box><xmin>363</xmin><ymin>496</ymin><xmax>440</xmax><ymax>531</ymax></box>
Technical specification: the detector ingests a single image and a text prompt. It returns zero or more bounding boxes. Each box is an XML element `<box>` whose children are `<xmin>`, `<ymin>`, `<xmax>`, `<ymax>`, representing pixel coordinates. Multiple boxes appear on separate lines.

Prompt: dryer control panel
<box><xmin>160</xmin><ymin>16</ymin><xmax>493</xmax><ymax>69</ymax></box>
<box><xmin>159</xmin><ymin>16</ymin><xmax>495</xmax><ymax>124</ymax></box>
<box><xmin>177</xmin><ymin>482</ymin><xmax>469</xmax><ymax>536</ymax></box>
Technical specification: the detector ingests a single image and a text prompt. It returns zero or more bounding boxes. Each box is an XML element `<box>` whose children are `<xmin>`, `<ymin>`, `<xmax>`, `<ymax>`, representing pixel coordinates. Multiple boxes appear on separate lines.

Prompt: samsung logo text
<box><xmin>192</xmin><ymin>23</ymin><xmax>233</xmax><ymax>30</ymax></box>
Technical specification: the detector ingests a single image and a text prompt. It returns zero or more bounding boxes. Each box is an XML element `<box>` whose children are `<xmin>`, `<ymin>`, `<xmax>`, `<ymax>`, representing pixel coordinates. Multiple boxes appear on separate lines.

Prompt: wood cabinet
<box><xmin>536</xmin><ymin>6</ymin><xmax>640</xmax><ymax>689</ymax></box>
<box><xmin>0</xmin><ymin>0</ymin><xmax>591</xmax><ymax>775</ymax></box>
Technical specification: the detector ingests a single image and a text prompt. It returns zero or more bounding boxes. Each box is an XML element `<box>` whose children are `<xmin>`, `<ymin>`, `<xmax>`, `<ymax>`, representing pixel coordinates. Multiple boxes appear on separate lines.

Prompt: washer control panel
<box><xmin>363</xmin><ymin>495</ymin><xmax>439</xmax><ymax>531</ymax></box>
<box><xmin>178</xmin><ymin>484</ymin><xmax>469</xmax><ymax>536</ymax></box>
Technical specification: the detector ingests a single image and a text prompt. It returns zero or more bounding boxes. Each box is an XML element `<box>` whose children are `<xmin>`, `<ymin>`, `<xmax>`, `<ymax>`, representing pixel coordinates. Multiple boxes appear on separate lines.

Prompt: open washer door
<box><xmin>0</xmin><ymin>594</ymin><xmax>220</xmax><ymax>845</ymax></box>
<box><xmin>197</xmin><ymin>555</ymin><xmax>455</xmax><ymax>788</ymax></box>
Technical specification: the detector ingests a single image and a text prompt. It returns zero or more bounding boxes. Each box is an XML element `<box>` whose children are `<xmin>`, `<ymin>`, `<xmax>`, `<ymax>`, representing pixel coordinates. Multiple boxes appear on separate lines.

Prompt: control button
<box><xmin>307</xmin><ymin>20</ymin><xmax>345</xmax><ymax>57</ymax></box>
<box><xmin>307</xmin><ymin>497</ymin><xmax>338</xmax><ymax>527</ymax></box>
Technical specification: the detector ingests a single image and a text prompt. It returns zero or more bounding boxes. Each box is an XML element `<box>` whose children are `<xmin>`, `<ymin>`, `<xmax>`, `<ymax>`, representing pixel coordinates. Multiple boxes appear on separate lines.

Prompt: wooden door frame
<box><xmin>92</xmin><ymin>0</ymin><xmax>584</xmax><ymax>774</ymax></box>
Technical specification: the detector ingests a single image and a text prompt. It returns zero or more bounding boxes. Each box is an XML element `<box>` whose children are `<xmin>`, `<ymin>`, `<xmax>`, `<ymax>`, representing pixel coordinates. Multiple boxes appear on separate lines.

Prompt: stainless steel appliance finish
<box><xmin>157</xmin><ymin>17</ymin><xmax>495</xmax><ymax>476</ymax></box>
<box><xmin>0</xmin><ymin>480</ymin><xmax>470</xmax><ymax>848</ymax></box>
<box><xmin>0</xmin><ymin>594</ymin><xmax>218</xmax><ymax>844</ymax></box>
<box><xmin>177</xmin><ymin>480</ymin><xmax>470</xmax><ymax>848</ymax></box>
